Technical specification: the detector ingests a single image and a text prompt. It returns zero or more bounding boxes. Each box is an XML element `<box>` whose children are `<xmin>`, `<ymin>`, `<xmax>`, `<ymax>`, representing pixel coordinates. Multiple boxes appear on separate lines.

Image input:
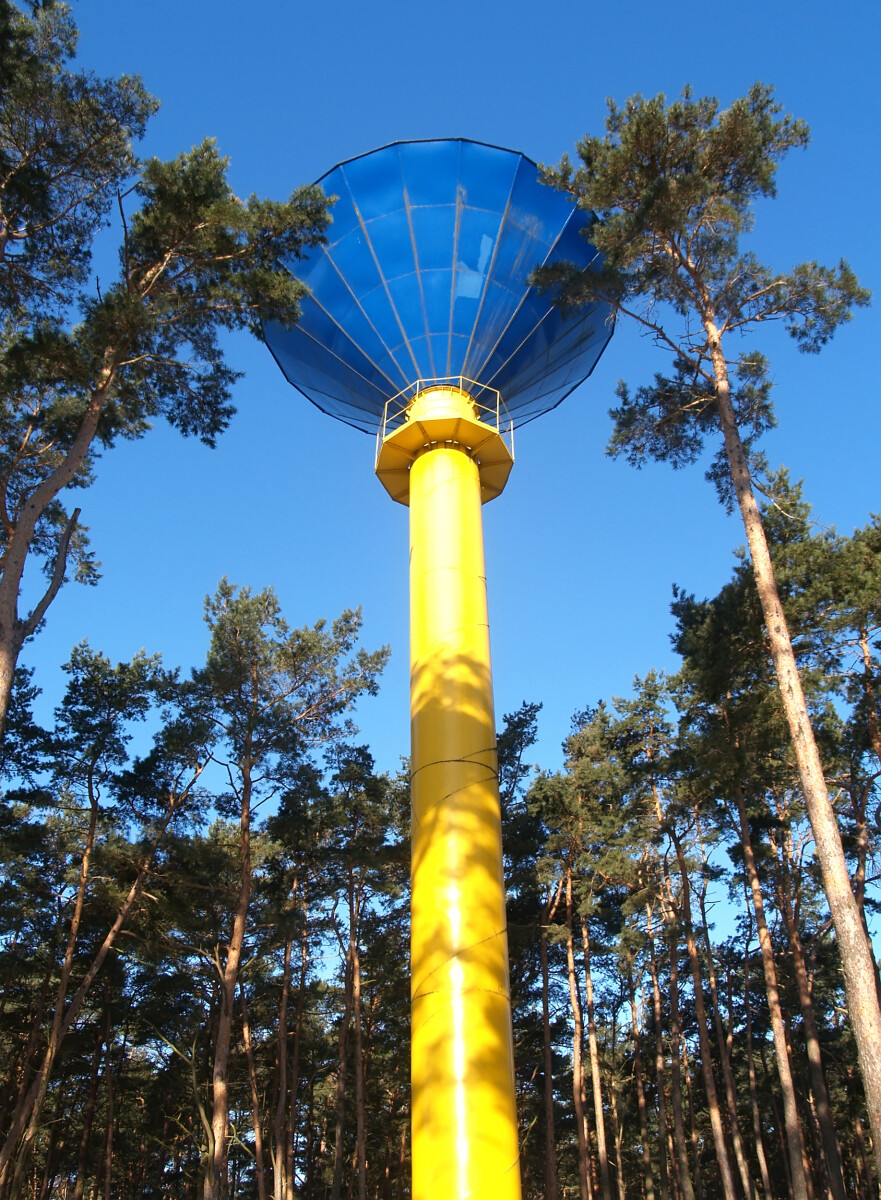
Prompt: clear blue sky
<box><xmin>21</xmin><ymin>0</ymin><xmax>881</xmax><ymax>776</ymax></box>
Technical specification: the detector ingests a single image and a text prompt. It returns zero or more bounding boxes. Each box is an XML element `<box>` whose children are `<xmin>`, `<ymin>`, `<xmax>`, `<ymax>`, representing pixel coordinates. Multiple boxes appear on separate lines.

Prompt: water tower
<box><xmin>264</xmin><ymin>138</ymin><xmax>613</xmax><ymax>1200</ymax></box>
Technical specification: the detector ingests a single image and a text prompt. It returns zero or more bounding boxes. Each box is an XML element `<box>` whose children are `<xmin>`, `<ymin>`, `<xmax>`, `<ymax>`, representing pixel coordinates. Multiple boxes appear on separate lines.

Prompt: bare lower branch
<box><xmin>21</xmin><ymin>507</ymin><xmax>82</xmax><ymax>639</ymax></box>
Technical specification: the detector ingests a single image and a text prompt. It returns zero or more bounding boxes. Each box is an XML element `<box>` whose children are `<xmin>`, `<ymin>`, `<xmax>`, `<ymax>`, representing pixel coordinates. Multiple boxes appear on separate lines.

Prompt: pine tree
<box><xmin>191</xmin><ymin>581</ymin><xmax>387</xmax><ymax>1200</ymax></box>
<box><xmin>534</xmin><ymin>84</ymin><xmax>881</xmax><ymax>1166</ymax></box>
<box><xmin>0</xmin><ymin>2</ymin><xmax>329</xmax><ymax>731</ymax></box>
<box><xmin>0</xmin><ymin>642</ymin><xmax>198</xmax><ymax>1194</ymax></box>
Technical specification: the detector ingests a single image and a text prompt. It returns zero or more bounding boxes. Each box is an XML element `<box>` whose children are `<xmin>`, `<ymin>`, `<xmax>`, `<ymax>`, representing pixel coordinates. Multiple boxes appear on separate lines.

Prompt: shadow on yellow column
<box><xmin>403</xmin><ymin>411</ymin><xmax>521</xmax><ymax>1200</ymax></box>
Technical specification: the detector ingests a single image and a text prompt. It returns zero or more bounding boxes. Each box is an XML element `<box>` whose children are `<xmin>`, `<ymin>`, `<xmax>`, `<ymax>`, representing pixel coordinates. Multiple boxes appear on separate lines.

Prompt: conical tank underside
<box><xmin>264</xmin><ymin>138</ymin><xmax>614</xmax><ymax>433</ymax></box>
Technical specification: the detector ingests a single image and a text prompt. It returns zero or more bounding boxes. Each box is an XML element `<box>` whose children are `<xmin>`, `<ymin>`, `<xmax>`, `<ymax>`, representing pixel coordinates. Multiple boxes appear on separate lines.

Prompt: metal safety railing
<box><xmin>375</xmin><ymin>376</ymin><xmax>514</xmax><ymax>466</ymax></box>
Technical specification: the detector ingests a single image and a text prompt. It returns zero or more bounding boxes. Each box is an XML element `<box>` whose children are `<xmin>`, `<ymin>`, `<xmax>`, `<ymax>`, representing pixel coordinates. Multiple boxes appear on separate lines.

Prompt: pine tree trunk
<box><xmin>72</xmin><ymin>1011</ymin><xmax>107</xmax><ymax>1200</ymax></box>
<box><xmin>304</xmin><ymin>1078</ymin><xmax>316</xmax><ymax>1200</ymax></box>
<box><xmin>646</xmin><ymin>907</ymin><xmax>671</xmax><ymax>1200</ymax></box>
<box><xmin>381</xmin><ymin>1086</ymin><xmax>403</xmax><ymax>1200</ymax></box>
<box><xmin>0</xmin><ymin>637</ymin><xmax>21</xmax><ymax>743</ymax></box>
<box><xmin>858</xmin><ymin>628</ymin><xmax>881</xmax><ymax>769</ymax></box>
<box><xmin>0</xmin><ymin>383</ymin><xmax>108</xmax><ymax>740</ymax></box>
<box><xmin>680</xmin><ymin>1040</ymin><xmax>705</xmax><ymax>1200</ymax></box>
<box><xmin>205</xmin><ymin>769</ymin><xmax>254</xmax><ymax>1200</ymax></box>
<box><xmin>669</xmin><ymin>835</ymin><xmax>738</xmax><ymax>1200</ymax></box>
<box><xmin>773</xmin><ymin>824</ymin><xmax>847</xmax><ymax>1200</ymax></box>
<box><xmin>0</xmin><ymin>771</ymin><xmax>101</xmax><ymax>1190</ymax></box>
<box><xmin>286</xmin><ymin>903</ymin><xmax>310</xmax><ymax>1200</ymax></box>
<box><xmin>2</xmin><ymin>776</ymin><xmax>152</xmax><ymax>1194</ymax></box>
<box><xmin>352</xmin><ymin>938</ymin><xmax>366</xmax><ymax>1200</ymax></box>
<box><xmin>606</xmin><ymin>1050</ymin><xmax>626</xmax><ymax>1200</ymax></box>
<box><xmin>733</xmin><ymin>784</ymin><xmax>809</xmax><ymax>1200</ymax></box>
<box><xmin>541</xmin><ymin>879</ymin><xmax>563</xmax><ymax>1200</ymax></box>
<box><xmin>839</xmin><ymin>761</ymin><xmax>881</xmax><ymax>1008</ymax></box>
<box><xmin>102</xmin><ymin>1033</ymin><xmax>114</xmax><ymax>1200</ymax></box>
<box><xmin>626</xmin><ymin>956</ymin><xmax>656</xmax><ymax>1200</ymax></box>
<box><xmin>740</xmin><ymin>954</ymin><xmax>773</xmax><ymax>1199</ymax></box>
<box><xmin>782</xmin><ymin>1007</ymin><xmax>816</xmax><ymax>1200</ymax></box>
<box><xmin>565</xmin><ymin>865</ymin><xmax>592</xmax><ymax>1200</ymax></box>
<box><xmin>330</xmin><ymin>947</ymin><xmax>354</xmax><ymax>1200</ymax></box>
<box><xmin>0</xmin><ymin>766</ymin><xmax>186</xmax><ymax>1191</ymax></box>
<box><xmin>272</xmin><ymin>934</ymin><xmax>292</xmax><ymax>1200</ymax></box>
<box><xmin>695</xmin><ymin>870</ymin><xmax>755</xmax><ymax>1200</ymax></box>
<box><xmin>581</xmin><ymin>915</ymin><xmax>613</xmax><ymax>1200</ymax></box>
<box><xmin>850</xmin><ymin>1105</ymin><xmax>876</xmax><ymax>1199</ymax></box>
<box><xmin>759</xmin><ymin>1041</ymin><xmax>796</xmax><ymax>1200</ymax></box>
<box><xmin>34</xmin><ymin>1086</ymin><xmax>65</xmax><ymax>1200</ymax></box>
<box><xmin>707</xmin><ymin>324</ymin><xmax>881</xmax><ymax>1174</ymax></box>
<box><xmin>241</xmin><ymin>986</ymin><xmax>268</xmax><ymax>1200</ymax></box>
<box><xmin>396</xmin><ymin>1117</ymin><xmax>408</xmax><ymax>1200</ymax></box>
<box><xmin>664</xmin><ymin>919</ymin><xmax>696</xmax><ymax>1200</ymax></box>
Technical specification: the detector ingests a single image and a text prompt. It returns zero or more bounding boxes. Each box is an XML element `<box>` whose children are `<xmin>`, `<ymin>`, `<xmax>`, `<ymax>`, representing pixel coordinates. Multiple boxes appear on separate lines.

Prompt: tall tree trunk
<box><xmin>732</xmin><ymin>784</ymin><xmax>809</xmax><ymax>1200</ymax></box>
<box><xmin>0</xmin><ymin>765</ymin><xmax>192</xmax><ymax>1190</ymax></box>
<box><xmin>565</xmin><ymin>865</ymin><xmax>591</xmax><ymax>1200</ymax></box>
<box><xmin>304</xmin><ymin>1077</ymin><xmax>316</xmax><ymax>1200</ymax></box>
<box><xmin>380</xmin><ymin>1086</ymin><xmax>403</xmax><ymax>1200</ymax></box>
<box><xmin>395</xmin><ymin>1116</ymin><xmax>408</xmax><ymax>1200</ymax></box>
<box><xmin>759</xmin><ymin>1041</ymin><xmax>796</xmax><ymax>1200</ymax></box>
<box><xmin>858</xmin><ymin>628</ymin><xmax>881</xmax><ymax>769</ymax></box>
<box><xmin>668</xmin><ymin>834</ymin><xmax>738</xmax><ymax>1200</ymax></box>
<box><xmin>72</xmin><ymin>1030</ymin><xmax>104</xmax><ymax>1200</ymax></box>
<box><xmin>286</xmin><ymin>900</ymin><xmax>310</xmax><ymax>1200</ymax></box>
<box><xmin>664</xmin><ymin>918</ymin><xmax>696</xmax><ymax>1200</ymax></box>
<box><xmin>708</xmin><ymin>324</ymin><xmax>881</xmax><ymax>1173</ymax></box>
<box><xmin>352</xmin><ymin>938</ymin><xmax>366</xmax><ymax>1200</ymax></box>
<box><xmin>330</xmin><ymin>947</ymin><xmax>354</xmax><ymax>1200</ymax></box>
<box><xmin>34</xmin><ymin>1086</ymin><xmax>65</xmax><ymax>1200</ymax></box>
<box><xmin>0</xmin><ymin>763</ymin><xmax>101</xmax><ymax>1191</ymax></box>
<box><xmin>272</xmin><ymin>934</ymin><xmax>293</xmax><ymax>1200</ymax></box>
<box><xmin>581</xmin><ymin>915</ymin><xmax>613</xmax><ymax>1200</ymax></box>
<box><xmin>783</xmin><ymin>1007</ymin><xmax>816</xmax><ymax>1200</ymax></box>
<box><xmin>606</xmin><ymin>1051</ymin><xmax>626</xmax><ymax>1200</ymax></box>
<box><xmin>695</xmin><ymin>862</ymin><xmax>755</xmax><ymax>1200</ymax></box>
<box><xmin>541</xmin><ymin>879</ymin><xmax>563</xmax><ymax>1200</ymax></box>
<box><xmin>626</xmin><ymin>955</ymin><xmax>656</xmax><ymax>1200</ymax></box>
<box><xmin>680</xmin><ymin>1040</ymin><xmax>705</xmax><ymax>1200</ymax></box>
<box><xmin>773</xmin><ymin>824</ymin><xmax>847</xmax><ymax>1200</ymax></box>
<box><xmin>0</xmin><ymin>952</ymin><xmax>55</xmax><ymax>1152</ymax></box>
<box><xmin>73</xmin><ymin>990</ymin><xmax>111</xmax><ymax>1200</ymax></box>
<box><xmin>102</xmin><ymin>1031</ymin><xmax>115</xmax><ymax>1200</ymax></box>
<box><xmin>646</xmin><ymin>906</ymin><xmax>671</xmax><ymax>1200</ymax></box>
<box><xmin>839</xmin><ymin>763</ymin><xmax>881</xmax><ymax>1009</ymax></box>
<box><xmin>205</xmin><ymin>768</ymin><xmax>254</xmax><ymax>1200</ymax></box>
<box><xmin>740</xmin><ymin>954</ymin><xmax>773</xmax><ymax>1199</ymax></box>
<box><xmin>0</xmin><ymin>370</ymin><xmax>112</xmax><ymax>737</ymax></box>
<box><xmin>241</xmin><ymin>985</ymin><xmax>268</xmax><ymax>1200</ymax></box>
<box><xmin>850</xmin><ymin>1105</ymin><xmax>876</xmax><ymax>1200</ymax></box>
<box><xmin>0</xmin><ymin>809</ymin><xmax>176</xmax><ymax>1188</ymax></box>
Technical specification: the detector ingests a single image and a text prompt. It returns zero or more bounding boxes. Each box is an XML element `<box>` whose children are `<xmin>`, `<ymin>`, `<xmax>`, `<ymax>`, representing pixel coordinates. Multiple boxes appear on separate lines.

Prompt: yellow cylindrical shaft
<box><xmin>409</xmin><ymin>438</ymin><xmax>521</xmax><ymax>1200</ymax></box>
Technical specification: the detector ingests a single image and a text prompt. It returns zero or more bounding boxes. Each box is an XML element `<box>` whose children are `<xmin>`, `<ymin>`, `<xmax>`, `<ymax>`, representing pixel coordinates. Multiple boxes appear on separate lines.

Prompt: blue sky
<box><xmin>21</xmin><ymin>0</ymin><xmax>881</xmax><ymax>776</ymax></box>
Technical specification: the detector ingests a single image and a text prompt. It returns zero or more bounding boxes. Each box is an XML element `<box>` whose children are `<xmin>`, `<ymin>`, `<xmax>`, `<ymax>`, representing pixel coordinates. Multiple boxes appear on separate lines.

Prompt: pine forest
<box><xmin>1</xmin><ymin>4</ymin><xmax>879</xmax><ymax>1199</ymax></box>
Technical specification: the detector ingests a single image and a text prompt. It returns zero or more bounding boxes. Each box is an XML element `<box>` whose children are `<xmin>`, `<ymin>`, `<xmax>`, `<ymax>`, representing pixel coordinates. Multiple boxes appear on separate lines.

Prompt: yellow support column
<box><xmin>377</xmin><ymin>387</ymin><xmax>520</xmax><ymax>1200</ymax></box>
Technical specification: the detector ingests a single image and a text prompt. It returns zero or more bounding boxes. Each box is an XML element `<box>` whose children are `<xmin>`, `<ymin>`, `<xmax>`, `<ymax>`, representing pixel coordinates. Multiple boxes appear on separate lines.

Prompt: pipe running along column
<box><xmin>376</xmin><ymin>386</ymin><xmax>520</xmax><ymax>1200</ymax></box>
